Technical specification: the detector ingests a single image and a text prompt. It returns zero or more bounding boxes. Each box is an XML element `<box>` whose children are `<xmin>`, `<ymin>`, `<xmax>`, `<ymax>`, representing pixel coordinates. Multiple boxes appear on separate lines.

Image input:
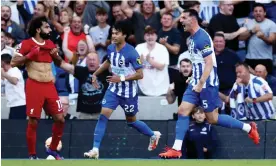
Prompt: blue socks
<box><xmin>175</xmin><ymin>115</ymin><xmax>190</xmax><ymax>140</ymax></box>
<box><xmin>93</xmin><ymin>114</ymin><xmax>108</xmax><ymax>148</ymax></box>
<box><xmin>127</xmin><ymin>120</ymin><xmax>154</xmax><ymax>137</ymax></box>
<box><xmin>217</xmin><ymin>114</ymin><xmax>243</xmax><ymax>129</ymax></box>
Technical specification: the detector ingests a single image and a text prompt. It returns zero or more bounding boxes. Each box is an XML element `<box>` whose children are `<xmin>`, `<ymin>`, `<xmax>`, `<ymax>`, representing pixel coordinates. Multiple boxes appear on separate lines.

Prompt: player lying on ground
<box><xmin>11</xmin><ymin>16</ymin><xmax>65</xmax><ymax>160</ymax></box>
<box><xmin>159</xmin><ymin>9</ymin><xmax>260</xmax><ymax>159</ymax></box>
<box><xmin>51</xmin><ymin>20</ymin><xmax>161</xmax><ymax>159</ymax></box>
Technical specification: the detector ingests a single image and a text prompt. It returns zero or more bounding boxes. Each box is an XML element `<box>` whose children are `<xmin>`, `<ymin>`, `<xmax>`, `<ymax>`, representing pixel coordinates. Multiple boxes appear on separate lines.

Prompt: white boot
<box><xmin>148</xmin><ymin>131</ymin><xmax>161</xmax><ymax>151</ymax></box>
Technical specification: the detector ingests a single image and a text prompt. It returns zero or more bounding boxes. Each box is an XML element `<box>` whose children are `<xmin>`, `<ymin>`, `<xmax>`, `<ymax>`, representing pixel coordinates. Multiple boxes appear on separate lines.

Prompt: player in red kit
<box><xmin>11</xmin><ymin>16</ymin><xmax>65</xmax><ymax>160</ymax></box>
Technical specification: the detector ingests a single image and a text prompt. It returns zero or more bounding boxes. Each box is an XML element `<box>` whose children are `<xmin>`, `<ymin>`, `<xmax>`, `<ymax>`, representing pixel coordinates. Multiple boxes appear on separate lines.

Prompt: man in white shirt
<box><xmin>1</xmin><ymin>54</ymin><xmax>26</xmax><ymax>119</ymax></box>
<box><xmin>135</xmin><ymin>26</ymin><xmax>170</xmax><ymax>96</ymax></box>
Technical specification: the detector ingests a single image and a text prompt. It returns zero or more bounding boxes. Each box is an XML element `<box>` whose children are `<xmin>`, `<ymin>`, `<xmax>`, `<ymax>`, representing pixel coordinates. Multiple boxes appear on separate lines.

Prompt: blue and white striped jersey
<box><xmin>107</xmin><ymin>43</ymin><xmax>142</xmax><ymax>98</ymax></box>
<box><xmin>244</xmin><ymin>74</ymin><xmax>275</xmax><ymax>120</ymax></box>
<box><xmin>188</xmin><ymin>28</ymin><xmax>219</xmax><ymax>88</ymax></box>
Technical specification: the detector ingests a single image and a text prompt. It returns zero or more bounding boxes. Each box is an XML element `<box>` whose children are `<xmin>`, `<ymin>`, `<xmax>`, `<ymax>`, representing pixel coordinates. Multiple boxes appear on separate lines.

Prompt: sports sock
<box><xmin>93</xmin><ymin>114</ymin><xmax>109</xmax><ymax>149</ymax></box>
<box><xmin>172</xmin><ymin>115</ymin><xmax>189</xmax><ymax>151</ymax></box>
<box><xmin>217</xmin><ymin>114</ymin><xmax>251</xmax><ymax>132</ymax></box>
<box><xmin>26</xmin><ymin>122</ymin><xmax>38</xmax><ymax>155</ymax></box>
<box><xmin>50</xmin><ymin>121</ymin><xmax>65</xmax><ymax>151</ymax></box>
<box><xmin>127</xmin><ymin>120</ymin><xmax>154</xmax><ymax>137</ymax></box>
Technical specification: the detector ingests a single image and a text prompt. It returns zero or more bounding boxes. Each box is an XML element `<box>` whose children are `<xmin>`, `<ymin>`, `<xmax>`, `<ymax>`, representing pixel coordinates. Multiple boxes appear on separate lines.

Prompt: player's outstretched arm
<box><xmin>60</xmin><ymin>61</ymin><xmax>75</xmax><ymax>75</ymax></box>
<box><xmin>10</xmin><ymin>54</ymin><xmax>27</xmax><ymax>67</ymax></box>
<box><xmin>93</xmin><ymin>60</ymin><xmax>110</xmax><ymax>77</ymax></box>
<box><xmin>125</xmin><ymin>68</ymin><xmax>143</xmax><ymax>81</ymax></box>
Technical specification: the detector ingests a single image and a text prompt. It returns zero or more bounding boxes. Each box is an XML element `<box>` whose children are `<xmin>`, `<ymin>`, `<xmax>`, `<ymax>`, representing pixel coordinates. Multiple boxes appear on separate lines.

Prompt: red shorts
<box><xmin>25</xmin><ymin>78</ymin><xmax>63</xmax><ymax>118</ymax></box>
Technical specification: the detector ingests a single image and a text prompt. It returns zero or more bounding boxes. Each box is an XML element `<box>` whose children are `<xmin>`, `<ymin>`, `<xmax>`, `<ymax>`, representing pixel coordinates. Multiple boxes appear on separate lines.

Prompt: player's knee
<box><xmin>206</xmin><ymin>116</ymin><xmax>218</xmax><ymax>124</ymax></box>
<box><xmin>178</xmin><ymin>107</ymin><xmax>190</xmax><ymax>116</ymax></box>
<box><xmin>28</xmin><ymin>117</ymin><xmax>38</xmax><ymax>124</ymax></box>
<box><xmin>53</xmin><ymin>114</ymin><xmax>65</xmax><ymax>123</ymax></box>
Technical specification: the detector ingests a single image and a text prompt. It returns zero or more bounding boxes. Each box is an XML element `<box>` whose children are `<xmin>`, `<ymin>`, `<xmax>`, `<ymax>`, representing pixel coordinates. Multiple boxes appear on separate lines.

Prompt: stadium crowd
<box><xmin>1</xmin><ymin>1</ymin><xmax>276</xmax><ymax>120</ymax></box>
<box><xmin>1</xmin><ymin>0</ymin><xmax>276</xmax><ymax>160</ymax></box>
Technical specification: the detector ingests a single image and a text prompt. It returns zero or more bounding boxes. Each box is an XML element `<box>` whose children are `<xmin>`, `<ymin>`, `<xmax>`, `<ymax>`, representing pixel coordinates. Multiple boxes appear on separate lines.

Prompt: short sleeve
<box><xmin>196</xmin><ymin>36</ymin><xmax>213</xmax><ymax>58</ymax></box>
<box><xmin>269</xmin><ymin>21</ymin><xmax>276</xmax><ymax>33</ymax></box>
<box><xmin>129</xmin><ymin>49</ymin><xmax>143</xmax><ymax>70</ymax></box>
<box><xmin>254</xmin><ymin>77</ymin><xmax>273</xmax><ymax>95</ymax></box>
<box><xmin>259</xmin><ymin>82</ymin><xmax>273</xmax><ymax>95</ymax></box>
<box><xmin>15</xmin><ymin>41</ymin><xmax>28</xmax><ymax>56</ymax></box>
<box><xmin>74</xmin><ymin>66</ymin><xmax>89</xmax><ymax>82</ymax></box>
<box><xmin>9</xmin><ymin>68</ymin><xmax>22</xmax><ymax>80</ymax></box>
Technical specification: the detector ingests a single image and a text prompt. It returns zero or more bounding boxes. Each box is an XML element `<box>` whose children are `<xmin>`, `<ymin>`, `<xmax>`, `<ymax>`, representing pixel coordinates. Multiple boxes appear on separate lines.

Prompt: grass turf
<box><xmin>2</xmin><ymin>159</ymin><xmax>276</xmax><ymax>166</ymax></box>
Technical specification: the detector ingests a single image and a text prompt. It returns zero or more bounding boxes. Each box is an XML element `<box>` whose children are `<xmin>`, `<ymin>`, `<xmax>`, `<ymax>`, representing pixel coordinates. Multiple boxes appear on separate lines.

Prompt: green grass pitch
<box><xmin>2</xmin><ymin>159</ymin><xmax>276</xmax><ymax>166</ymax></box>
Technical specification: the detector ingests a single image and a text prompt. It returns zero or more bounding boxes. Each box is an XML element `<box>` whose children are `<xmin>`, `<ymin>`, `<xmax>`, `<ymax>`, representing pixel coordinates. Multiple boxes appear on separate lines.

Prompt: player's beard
<box><xmin>40</xmin><ymin>31</ymin><xmax>51</xmax><ymax>40</ymax></box>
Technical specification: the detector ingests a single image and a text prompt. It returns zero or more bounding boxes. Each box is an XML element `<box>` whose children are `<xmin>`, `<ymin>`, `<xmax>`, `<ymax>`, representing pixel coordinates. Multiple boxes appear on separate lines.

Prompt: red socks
<box><xmin>49</xmin><ymin>122</ymin><xmax>65</xmax><ymax>151</ymax></box>
<box><xmin>26</xmin><ymin>122</ymin><xmax>38</xmax><ymax>155</ymax></box>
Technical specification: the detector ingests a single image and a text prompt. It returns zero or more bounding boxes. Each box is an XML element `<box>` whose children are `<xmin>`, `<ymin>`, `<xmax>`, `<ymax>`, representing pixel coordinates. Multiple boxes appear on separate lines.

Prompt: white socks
<box><xmin>242</xmin><ymin>123</ymin><xmax>252</xmax><ymax>133</ymax></box>
<box><xmin>172</xmin><ymin>139</ymin><xmax>183</xmax><ymax>151</ymax></box>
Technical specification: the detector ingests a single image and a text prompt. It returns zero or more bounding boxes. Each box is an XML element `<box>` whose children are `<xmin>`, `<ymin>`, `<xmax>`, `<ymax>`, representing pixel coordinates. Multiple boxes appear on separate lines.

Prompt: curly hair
<box><xmin>27</xmin><ymin>16</ymin><xmax>49</xmax><ymax>37</ymax></box>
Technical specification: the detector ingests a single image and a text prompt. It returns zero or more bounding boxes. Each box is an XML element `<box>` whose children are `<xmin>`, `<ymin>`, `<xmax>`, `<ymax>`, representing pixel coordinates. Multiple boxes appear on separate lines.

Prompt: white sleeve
<box><xmin>9</xmin><ymin>68</ymin><xmax>22</xmax><ymax>80</ymax></box>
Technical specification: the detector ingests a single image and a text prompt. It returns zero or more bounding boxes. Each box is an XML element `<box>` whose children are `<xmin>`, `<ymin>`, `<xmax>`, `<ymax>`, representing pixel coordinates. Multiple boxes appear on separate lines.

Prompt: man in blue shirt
<box><xmin>159</xmin><ymin>9</ymin><xmax>260</xmax><ymax>159</ymax></box>
<box><xmin>83</xmin><ymin>20</ymin><xmax>161</xmax><ymax>159</ymax></box>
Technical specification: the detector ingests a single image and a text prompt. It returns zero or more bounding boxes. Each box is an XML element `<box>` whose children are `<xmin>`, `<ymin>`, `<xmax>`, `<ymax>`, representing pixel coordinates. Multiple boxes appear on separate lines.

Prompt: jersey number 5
<box><xmin>202</xmin><ymin>100</ymin><xmax>208</xmax><ymax>109</ymax></box>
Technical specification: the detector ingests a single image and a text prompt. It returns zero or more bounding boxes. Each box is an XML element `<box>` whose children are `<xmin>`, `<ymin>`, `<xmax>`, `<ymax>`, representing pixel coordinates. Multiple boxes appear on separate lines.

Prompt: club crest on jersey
<box><xmin>119</xmin><ymin>59</ymin><xmax>125</xmax><ymax>66</ymax></box>
<box><xmin>136</xmin><ymin>57</ymin><xmax>142</xmax><ymax>65</ymax></box>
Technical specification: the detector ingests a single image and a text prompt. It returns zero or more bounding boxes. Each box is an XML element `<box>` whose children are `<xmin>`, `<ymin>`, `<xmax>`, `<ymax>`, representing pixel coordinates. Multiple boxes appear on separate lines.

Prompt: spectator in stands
<box><xmin>243</xmin><ymin>3</ymin><xmax>276</xmax><ymax>74</ymax></box>
<box><xmin>62</xmin><ymin>18</ymin><xmax>95</xmax><ymax>62</ymax></box>
<box><xmin>89</xmin><ymin>8</ymin><xmax>110</xmax><ymax>63</ymax></box>
<box><xmin>1</xmin><ymin>54</ymin><xmax>26</xmax><ymax>119</ymax></box>
<box><xmin>127</xmin><ymin>0</ymin><xmax>141</xmax><ymax>12</ymax></box>
<box><xmin>106</xmin><ymin>3</ymin><xmax>135</xmax><ymax>46</ymax></box>
<box><xmin>231</xmin><ymin>62</ymin><xmax>275</xmax><ymax>120</ymax></box>
<box><xmin>73</xmin><ymin>0</ymin><xmax>86</xmax><ymax>18</ymax></box>
<box><xmin>1</xmin><ymin>5</ymin><xmax>25</xmax><ymax>43</ymax></box>
<box><xmin>208</xmin><ymin>1</ymin><xmax>247</xmax><ymax>51</ymax></box>
<box><xmin>1</xmin><ymin>19</ymin><xmax>7</xmax><ymax>31</ymax></box>
<box><xmin>166</xmin><ymin>58</ymin><xmax>192</xmax><ymax>107</ymax></box>
<box><xmin>255</xmin><ymin>64</ymin><xmax>276</xmax><ymax>95</ymax></box>
<box><xmin>158</xmin><ymin>12</ymin><xmax>181</xmax><ymax>68</ymax></box>
<box><xmin>121</xmin><ymin>0</ymin><xmax>170</xmax><ymax>45</ymax></box>
<box><xmin>16</xmin><ymin>1</ymin><xmax>46</xmax><ymax>27</ymax></box>
<box><xmin>4</xmin><ymin>31</ymin><xmax>17</xmax><ymax>48</ymax></box>
<box><xmin>214</xmin><ymin>33</ymin><xmax>241</xmax><ymax>96</ymax></box>
<box><xmin>198</xmin><ymin>0</ymin><xmax>219</xmax><ymax>24</ymax></box>
<box><xmin>182</xmin><ymin>106</ymin><xmax>217</xmax><ymax>159</ymax></box>
<box><xmin>135</xmin><ymin>26</ymin><xmax>170</xmax><ymax>96</ymax></box>
<box><xmin>59</xmin><ymin>52</ymin><xmax>110</xmax><ymax>119</ymax></box>
<box><xmin>82</xmin><ymin>1</ymin><xmax>110</xmax><ymax>27</ymax></box>
<box><xmin>163</xmin><ymin>0</ymin><xmax>183</xmax><ymax>21</ymax></box>
<box><xmin>1</xmin><ymin>30</ymin><xmax>15</xmax><ymax>56</ymax></box>
<box><xmin>49</xmin><ymin>7</ymin><xmax>73</xmax><ymax>34</ymax></box>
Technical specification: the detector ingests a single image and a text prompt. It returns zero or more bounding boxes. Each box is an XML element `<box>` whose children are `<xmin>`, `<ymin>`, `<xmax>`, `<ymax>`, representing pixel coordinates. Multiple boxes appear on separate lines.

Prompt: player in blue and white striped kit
<box><xmin>159</xmin><ymin>9</ymin><xmax>260</xmax><ymax>159</ymax></box>
<box><xmin>84</xmin><ymin>20</ymin><xmax>161</xmax><ymax>159</ymax></box>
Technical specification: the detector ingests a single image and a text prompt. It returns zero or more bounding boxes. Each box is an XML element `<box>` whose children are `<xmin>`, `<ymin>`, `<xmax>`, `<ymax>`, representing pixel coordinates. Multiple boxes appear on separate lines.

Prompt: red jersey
<box><xmin>16</xmin><ymin>37</ymin><xmax>56</xmax><ymax>63</ymax></box>
<box><xmin>61</xmin><ymin>31</ymin><xmax>86</xmax><ymax>54</ymax></box>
